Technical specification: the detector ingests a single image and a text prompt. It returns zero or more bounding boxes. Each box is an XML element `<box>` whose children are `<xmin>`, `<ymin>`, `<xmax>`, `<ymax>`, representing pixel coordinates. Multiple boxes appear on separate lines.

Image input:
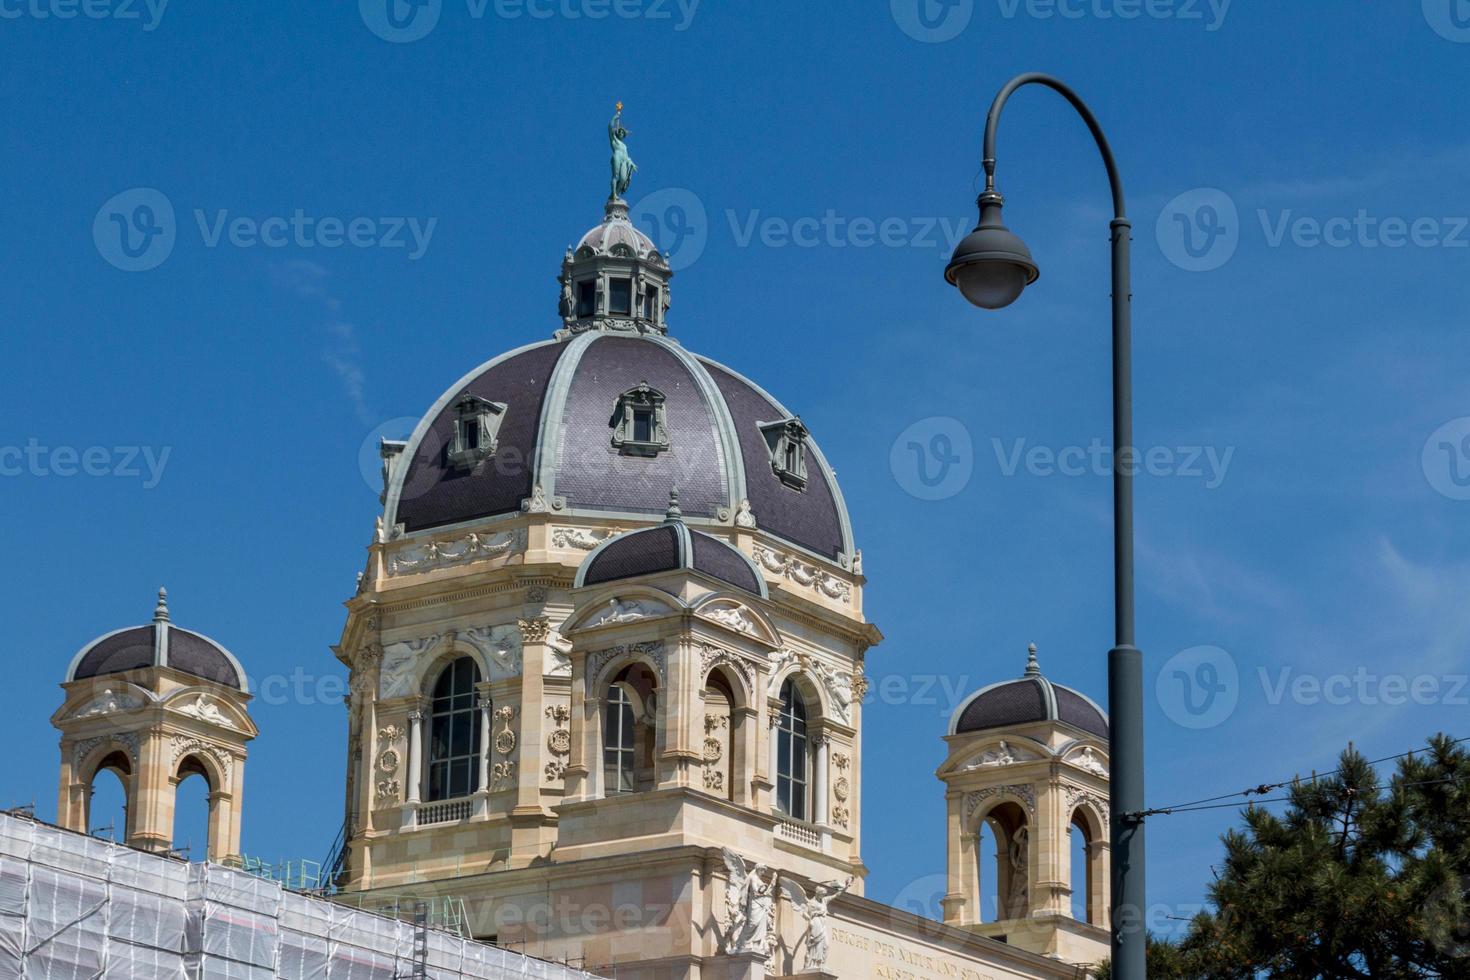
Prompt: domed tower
<box><xmin>52</xmin><ymin>589</ymin><xmax>256</xmax><ymax>863</ymax></box>
<box><xmin>938</xmin><ymin>645</ymin><xmax>1110</xmax><ymax>966</ymax></box>
<box><xmin>333</xmin><ymin>112</ymin><xmax>879</xmax><ymax>972</ymax></box>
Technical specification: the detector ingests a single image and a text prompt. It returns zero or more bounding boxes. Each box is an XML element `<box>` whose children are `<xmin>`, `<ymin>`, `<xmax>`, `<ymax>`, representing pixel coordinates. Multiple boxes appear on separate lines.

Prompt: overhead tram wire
<box><xmin>1126</xmin><ymin>734</ymin><xmax>1470</xmax><ymax>820</ymax></box>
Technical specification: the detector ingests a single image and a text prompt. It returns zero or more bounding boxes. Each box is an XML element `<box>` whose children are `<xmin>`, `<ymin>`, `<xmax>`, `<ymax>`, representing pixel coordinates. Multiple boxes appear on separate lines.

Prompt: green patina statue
<box><xmin>609</xmin><ymin>103</ymin><xmax>636</xmax><ymax>200</ymax></box>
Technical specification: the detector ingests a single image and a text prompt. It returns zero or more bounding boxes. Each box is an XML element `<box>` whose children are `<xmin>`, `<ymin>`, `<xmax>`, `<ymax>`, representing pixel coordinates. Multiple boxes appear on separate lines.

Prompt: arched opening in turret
<box><xmin>603</xmin><ymin>663</ymin><xmax>659</xmax><ymax>796</ymax></box>
<box><xmin>173</xmin><ymin>756</ymin><xmax>213</xmax><ymax>859</ymax></box>
<box><xmin>1070</xmin><ymin>805</ymin><xmax>1106</xmax><ymax>926</ymax></box>
<box><xmin>976</xmin><ymin>801</ymin><xmax>1029</xmax><ymax>923</ymax></box>
<box><xmin>87</xmin><ymin>751</ymin><xmax>131</xmax><ymax>842</ymax></box>
<box><xmin>1070</xmin><ymin>813</ymin><xmax>1090</xmax><ymax>922</ymax></box>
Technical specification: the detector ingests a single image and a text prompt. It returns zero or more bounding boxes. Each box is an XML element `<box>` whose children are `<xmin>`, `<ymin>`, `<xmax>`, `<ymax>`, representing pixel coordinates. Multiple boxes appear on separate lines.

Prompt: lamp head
<box><xmin>944</xmin><ymin>190</ymin><xmax>1039</xmax><ymax>310</ymax></box>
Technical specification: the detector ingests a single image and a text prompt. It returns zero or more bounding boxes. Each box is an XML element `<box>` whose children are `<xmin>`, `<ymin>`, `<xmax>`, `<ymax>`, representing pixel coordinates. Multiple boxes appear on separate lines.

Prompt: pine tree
<box><xmin>1094</xmin><ymin>735</ymin><xmax>1470</xmax><ymax>979</ymax></box>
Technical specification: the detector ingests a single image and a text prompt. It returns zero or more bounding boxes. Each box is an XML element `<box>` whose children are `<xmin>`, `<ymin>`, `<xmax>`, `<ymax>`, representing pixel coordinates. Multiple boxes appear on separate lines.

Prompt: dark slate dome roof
<box><xmin>384</xmin><ymin>333</ymin><xmax>854</xmax><ymax>564</ymax></box>
<box><xmin>66</xmin><ymin>589</ymin><xmax>248</xmax><ymax>692</ymax></box>
<box><xmin>949</xmin><ymin>645</ymin><xmax>1108</xmax><ymax>739</ymax></box>
<box><xmin>574</xmin><ymin>504</ymin><xmax>767</xmax><ymax>597</ymax></box>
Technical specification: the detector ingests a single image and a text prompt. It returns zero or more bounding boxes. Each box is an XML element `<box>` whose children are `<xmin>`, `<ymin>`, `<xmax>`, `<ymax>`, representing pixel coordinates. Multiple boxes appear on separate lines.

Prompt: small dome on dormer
<box><xmin>65</xmin><ymin>588</ymin><xmax>248</xmax><ymax>692</ymax></box>
<box><xmin>949</xmin><ymin>644</ymin><xmax>1107</xmax><ymax>740</ymax></box>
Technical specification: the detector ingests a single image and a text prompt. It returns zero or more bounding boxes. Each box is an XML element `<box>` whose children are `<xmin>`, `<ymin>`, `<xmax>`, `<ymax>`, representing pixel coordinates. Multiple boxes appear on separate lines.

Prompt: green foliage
<box><xmin>1093</xmin><ymin>735</ymin><xmax>1470</xmax><ymax>979</ymax></box>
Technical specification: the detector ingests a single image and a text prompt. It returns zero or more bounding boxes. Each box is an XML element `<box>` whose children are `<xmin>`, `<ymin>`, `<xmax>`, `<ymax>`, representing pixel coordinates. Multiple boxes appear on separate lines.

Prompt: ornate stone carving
<box><xmin>459</xmin><ymin>624</ymin><xmax>523</xmax><ymax>680</ymax></box>
<box><xmin>766</xmin><ymin>650</ymin><xmax>855</xmax><ymax>724</ymax></box>
<box><xmin>378</xmin><ymin>634</ymin><xmax>444</xmax><ymax>699</ymax></box>
<box><xmin>491</xmin><ymin>760</ymin><xmax>516</xmax><ymax>790</ymax></box>
<box><xmin>584</xmin><ymin>596</ymin><xmax>665</xmax><ymax>628</ymax></box>
<box><xmin>958</xmin><ymin>741</ymin><xmax>1018</xmax><ymax>770</ymax></box>
<box><xmin>699</xmin><ymin>644</ymin><xmax>756</xmax><ymax>695</ymax></box>
<box><xmin>752</xmin><ymin>545</ymin><xmax>852</xmax><ymax>604</ymax></box>
<box><xmin>385</xmin><ymin>527</ymin><xmax>526</xmax><ymax>576</ymax></box>
<box><xmin>72</xmin><ymin>732</ymin><xmax>139</xmax><ymax>772</ymax></box>
<box><xmin>73</xmin><ymin>689</ymin><xmax>144</xmax><ymax>720</ymax></box>
<box><xmin>520</xmin><ymin>484</ymin><xmax>565</xmax><ymax>513</ymax></box>
<box><xmin>492</xmin><ymin>706</ymin><xmax>517</xmax><ymax>755</ymax></box>
<box><xmin>734</xmin><ymin>499</ymin><xmax>757</xmax><ymax>529</ymax></box>
<box><xmin>1064</xmin><ymin>784</ymin><xmax>1111</xmax><ymax>826</ymax></box>
<box><xmin>587</xmin><ymin>640</ymin><xmax>666</xmax><ymax>686</ymax></box>
<box><xmin>704</xmin><ymin>603</ymin><xmax>760</xmax><ymax>636</ymax></box>
<box><xmin>175</xmin><ymin>695</ymin><xmax>232</xmax><ymax>728</ymax></box>
<box><xmin>963</xmin><ymin>784</ymin><xmax>1037</xmax><ymax>824</ymax></box>
<box><xmin>1073</xmin><ymin>746</ymin><xmax>1109</xmax><ymax>778</ymax></box>
<box><xmin>546</xmin><ymin>629</ymin><xmax>573</xmax><ymax>677</ymax></box>
<box><xmin>544</xmin><ymin>704</ymin><xmax>571</xmax><ymax>782</ymax></box>
<box><xmin>518</xmin><ymin>617</ymin><xmax>550</xmax><ymax>643</ymax></box>
<box><xmin>721</xmin><ymin>849</ymin><xmax>778</xmax><ymax>957</ymax></box>
<box><xmin>169</xmin><ymin>735</ymin><xmax>232</xmax><ymax>782</ymax></box>
<box><xmin>551</xmin><ymin>526</ymin><xmax>621</xmax><ymax>550</ymax></box>
<box><xmin>780</xmin><ymin>875</ymin><xmax>853</xmax><ymax>973</ymax></box>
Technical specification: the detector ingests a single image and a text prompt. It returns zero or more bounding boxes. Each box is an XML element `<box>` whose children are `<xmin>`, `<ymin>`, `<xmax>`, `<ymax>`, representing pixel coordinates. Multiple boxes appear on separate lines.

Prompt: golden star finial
<box><xmin>616</xmin><ymin>100</ymin><xmax>623</xmax><ymax>112</ymax></box>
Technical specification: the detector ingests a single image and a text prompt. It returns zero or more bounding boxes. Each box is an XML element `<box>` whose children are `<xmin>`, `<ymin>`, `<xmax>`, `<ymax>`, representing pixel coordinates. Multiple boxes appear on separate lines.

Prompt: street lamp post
<box><xmin>943</xmin><ymin>72</ymin><xmax>1145</xmax><ymax>980</ymax></box>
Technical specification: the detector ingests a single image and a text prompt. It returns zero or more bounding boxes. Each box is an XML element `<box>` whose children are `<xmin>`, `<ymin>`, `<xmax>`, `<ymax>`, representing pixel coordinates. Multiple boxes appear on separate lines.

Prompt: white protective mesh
<box><xmin>0</xmin><ymin>814</ymin><xmax>598</xmax><ymax>980</ymax></box>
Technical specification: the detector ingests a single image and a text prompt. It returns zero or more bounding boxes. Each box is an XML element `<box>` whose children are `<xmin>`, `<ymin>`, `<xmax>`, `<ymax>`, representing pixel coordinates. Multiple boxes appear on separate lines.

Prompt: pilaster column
<box><xmin>813</xmin><ymin>733</ymin><xmax>831</xmax><ymax>825</ymax></box>
<box><xmin>477</xmin><ymin>694</ymin><xmax>493</xmax><ymax>794</ymax></box>
<box><xmin>767</xmin><ymin>702</ymin><xmax>782</xmax><ymax>812</ymax></box>
<box><xmin>406</xmin><ymin>708</ymin><xmax>424</xmax><ymax>805</ymax></box>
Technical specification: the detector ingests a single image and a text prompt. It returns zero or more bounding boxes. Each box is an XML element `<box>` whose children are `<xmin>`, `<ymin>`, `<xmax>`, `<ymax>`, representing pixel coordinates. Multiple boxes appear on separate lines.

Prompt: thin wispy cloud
<box><xmin>270</xmin><ymin>260</ymin><xmax>373</xmax><ymax>424</ymax></box>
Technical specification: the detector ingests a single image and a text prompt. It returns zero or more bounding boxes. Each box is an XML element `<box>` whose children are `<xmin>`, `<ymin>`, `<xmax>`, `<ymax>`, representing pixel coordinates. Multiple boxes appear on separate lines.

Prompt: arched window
<box><xmin>173</xmin><ymin>757</ymin><xmax>212</xmax><ymax>858</ymax></box>
<box><xmin>776</xmin><ymin>679</ymin><xmax>810</xmax><ymax>820</ymax></box>
<box><xmin>1070</xmin><ymin>812</ymin><xmax>1092</xmax><ymax>922</ymax></box>
<box><xmin>602</xmin><ymin>664</ymin><xmax>658</xmax><ymax>796</ymax></box>
<box><xmin>604</xmin><ymin>683</ymin><xmax>638</xmax><ymax>795</ymax></box>
<box><xmin>87</xmin><ymin>751</ymin><xmax>130</xmax><ymax>842</ymax></box>
<box><xmin>428</xmin><ymin>657</ymin><xmax>482</xmax><ymax>801</ymax></box>
<box><xmin>976</xmin><ymin>802</ymin><xmax>1029</xmax><ymax>922</ymax></box>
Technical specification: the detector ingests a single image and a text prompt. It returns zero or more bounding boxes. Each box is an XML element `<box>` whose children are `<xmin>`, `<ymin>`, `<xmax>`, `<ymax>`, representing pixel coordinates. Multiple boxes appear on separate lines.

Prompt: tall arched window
<box><xmin>776</xmin><ymin>679</ymin><xmax>809</xmax><ymax>820</ymax></box>
<box><xmin>87</xmin><ymin>751</ymin><xmax>131</xmax><ymax>842</ymax></box>
<box><xmin>428</xmin><ymin>657</ymin><xmax>482</xmax><ymax>801</ymax></box>
<box><xmin>603</xmin><ymin>683</ymin><xmax>637</xmax><ymax>795</ymax></box>
<box><xmin>602</xmin><ymin>664</ymin><xmax>658</xmax><ymax>796</ymax></box>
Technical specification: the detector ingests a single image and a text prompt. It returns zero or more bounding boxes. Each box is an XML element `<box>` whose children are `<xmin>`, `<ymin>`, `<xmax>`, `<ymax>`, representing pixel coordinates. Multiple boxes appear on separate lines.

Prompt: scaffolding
<box><xmin>0</xmin><ymin>811</ymin><xmax>595</xmax><ymax>980</ymax></box>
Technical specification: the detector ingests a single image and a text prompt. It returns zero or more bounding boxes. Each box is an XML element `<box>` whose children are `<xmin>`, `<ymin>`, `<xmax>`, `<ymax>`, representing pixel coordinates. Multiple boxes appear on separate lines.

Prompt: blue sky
<box><xmin>4</xmin><ymin>0</ymin><xmax>1470</xmax><ymax>936</ymax></box>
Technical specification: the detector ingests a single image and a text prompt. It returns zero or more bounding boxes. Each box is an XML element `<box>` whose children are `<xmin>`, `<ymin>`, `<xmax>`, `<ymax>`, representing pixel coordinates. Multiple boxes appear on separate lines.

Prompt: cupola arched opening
<box><xmin>427</xmin><ymin>656</ymin><xmax>483</xmax><ymax>802</ymax></box>
<box><xmin>602</xmin><ymin>662</ymin><xmax>659</xmax><ymax>797</ymax></box>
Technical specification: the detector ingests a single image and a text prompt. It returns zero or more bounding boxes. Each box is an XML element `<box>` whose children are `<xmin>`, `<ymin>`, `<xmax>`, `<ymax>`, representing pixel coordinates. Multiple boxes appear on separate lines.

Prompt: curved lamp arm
<box><xmin>981</xmin><ymin>72</ymin><xmax>1128</xmax><ymax>223</ymax></box>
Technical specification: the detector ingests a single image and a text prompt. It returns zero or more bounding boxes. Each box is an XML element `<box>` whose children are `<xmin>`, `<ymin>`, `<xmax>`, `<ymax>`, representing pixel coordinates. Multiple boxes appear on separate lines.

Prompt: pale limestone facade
<box><xmin>43</xmin><ymin>180</ymin><xmax>1114</xmax><ymax>980</ymax></box>
<box><xmin>936</xmin><ymin>693</ymin><xmax>1111</xmax><ymax>965</ymax></box>
<box><xmin>51</xmin><ymin>590</ymin><xmax>257</xmax><ymax>864</ymax></box>
<box><xmin>318</xmin><ymin>190</ymin><xmax>1114</xmax><ymax>980</ymax></box>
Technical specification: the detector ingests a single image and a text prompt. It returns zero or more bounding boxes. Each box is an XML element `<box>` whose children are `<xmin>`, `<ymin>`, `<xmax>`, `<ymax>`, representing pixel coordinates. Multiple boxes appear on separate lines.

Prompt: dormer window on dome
<box><xmin>611</xmin><ymin>382</ymin><xmax>669</xmax><ymax>457</ymax></box>
<box><xmin>447</xmin><ymin>392</ymin><xmax>507</xmax><ymax>469</ymax></box>
<box><xmin>760</xmin><ymin>417</ymin><xmax>810</xmax><ymax>490</ymax></box>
